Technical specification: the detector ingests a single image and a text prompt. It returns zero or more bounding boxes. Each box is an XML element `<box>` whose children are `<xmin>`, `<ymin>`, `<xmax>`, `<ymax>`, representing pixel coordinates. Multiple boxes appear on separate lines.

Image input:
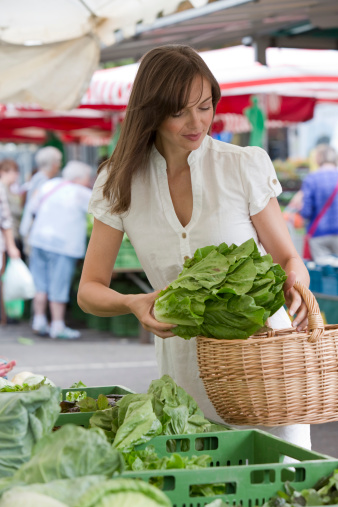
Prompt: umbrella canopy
<box><xmin>0</xmin><ymin>0</ymin><xmax>208</xmax><ymax>109</ymax></box>
<box><xmin>81</xmin><ymin>45</ymin><xmax>338</xmax><ymax>122</ymax></box>
<box><xmin>0</xmin><ymin>104</ymin><xmax>114</xmax><ymax>145</ymax></box>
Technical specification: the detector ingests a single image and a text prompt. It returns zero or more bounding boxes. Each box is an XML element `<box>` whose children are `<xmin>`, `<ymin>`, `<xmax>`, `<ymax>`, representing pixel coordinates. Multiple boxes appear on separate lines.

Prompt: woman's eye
<box><xmin>172</xmin><ymin>111</ymin><xmax>183</xmax><ymax>118</ymax></box>
<box><xmin>200</xmin><ymin>106</ymin><xmax>212</xmax><ymax>111</ymax></box>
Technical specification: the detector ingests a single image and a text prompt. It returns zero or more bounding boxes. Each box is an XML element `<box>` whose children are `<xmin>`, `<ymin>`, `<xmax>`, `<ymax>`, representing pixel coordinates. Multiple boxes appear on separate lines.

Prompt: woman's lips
<box><xmin>183</xmin><ymin>133</ymin><xmax>201</xmax><ymax>141</ymax></box>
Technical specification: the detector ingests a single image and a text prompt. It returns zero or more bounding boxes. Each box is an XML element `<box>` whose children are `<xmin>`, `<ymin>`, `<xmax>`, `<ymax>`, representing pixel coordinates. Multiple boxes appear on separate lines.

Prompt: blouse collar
<box><xmin>150</xmin><ymin>135</ymin><xmax>208</xmax><ymax>168</ymax></box>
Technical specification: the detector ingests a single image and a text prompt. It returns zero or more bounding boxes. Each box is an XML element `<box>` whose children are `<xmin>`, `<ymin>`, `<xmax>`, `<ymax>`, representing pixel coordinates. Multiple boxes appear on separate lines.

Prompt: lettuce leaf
<box><xmin>0</xmin><ymin>386</ymin><xmax>61</xmax><ymax>477</ymax></box>
<box><xmin>154</xmin><ymin>239</ymin><xmax>287</xmax><ymax>340</ymax></box>
<box><xmin>10</xmin><ymin>425</ymin><xmax>124</xmax><ymax>484</ymax></box>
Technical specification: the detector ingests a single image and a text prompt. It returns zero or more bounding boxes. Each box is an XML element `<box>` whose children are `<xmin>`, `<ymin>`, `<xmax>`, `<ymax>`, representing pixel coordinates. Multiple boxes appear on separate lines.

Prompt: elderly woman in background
<box><xmin>22</xmin><ymin>160</ymin><xmax>93</xmax><ymax>340</ymax></box>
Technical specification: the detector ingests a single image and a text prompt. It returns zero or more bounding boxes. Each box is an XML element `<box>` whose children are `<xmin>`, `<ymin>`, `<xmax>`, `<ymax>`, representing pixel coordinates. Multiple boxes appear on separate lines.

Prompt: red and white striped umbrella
<box><xmin>81</xmin><ymin>46</ymin><xmax>338</xmax><ymax>122</ymax></box>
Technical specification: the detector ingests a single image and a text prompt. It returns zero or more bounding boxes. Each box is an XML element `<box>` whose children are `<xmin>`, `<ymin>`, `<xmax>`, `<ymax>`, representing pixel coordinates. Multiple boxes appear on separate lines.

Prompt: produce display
<box><xmin>263</xmin><ymin>471</ymin><xmax>338</xmax><ymax>507</ymax></box>
<box><xmin>0</xmin><ymin>372</ymin><xmax>337</xmax><ymax>507</ymax></box>
<box><xmin>0</xmin><ymin>374</ymin><xmax>229</xmax><ymax>505</ymax></box>
<box><xmin>154</xmin><ymin>238</ymin><xmax>287</xmax><ymax>340</ymax></box>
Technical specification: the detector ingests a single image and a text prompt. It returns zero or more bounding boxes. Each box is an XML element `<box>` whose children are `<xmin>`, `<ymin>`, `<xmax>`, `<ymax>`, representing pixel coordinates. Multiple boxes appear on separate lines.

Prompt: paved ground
<box><xmin>1</xmin><ymin>320</ymin><xmax>338</xmax><ymax>459</ymax></box>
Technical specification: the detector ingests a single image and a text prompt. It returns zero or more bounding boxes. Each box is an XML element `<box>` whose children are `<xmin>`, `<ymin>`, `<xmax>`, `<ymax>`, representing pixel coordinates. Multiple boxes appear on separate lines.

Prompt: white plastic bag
<box><xmin>2</xmin><ymin>258</ymin><xmax>35</xmax><ymax>301</ymax></box>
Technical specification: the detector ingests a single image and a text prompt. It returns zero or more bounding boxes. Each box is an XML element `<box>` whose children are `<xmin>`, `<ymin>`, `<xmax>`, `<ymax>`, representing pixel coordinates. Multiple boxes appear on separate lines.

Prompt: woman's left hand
<box><xmin>283</xmin><ymin>271</ymin><xmax>308</xmax><ymax>331</ymax></box>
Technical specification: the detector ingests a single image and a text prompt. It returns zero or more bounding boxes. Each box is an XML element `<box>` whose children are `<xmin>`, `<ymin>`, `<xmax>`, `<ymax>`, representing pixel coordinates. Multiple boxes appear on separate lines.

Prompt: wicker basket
<box><xmin>196</xmin><ymin>281</ymin><xmax>338</xmax><ymax>426</ymax></box>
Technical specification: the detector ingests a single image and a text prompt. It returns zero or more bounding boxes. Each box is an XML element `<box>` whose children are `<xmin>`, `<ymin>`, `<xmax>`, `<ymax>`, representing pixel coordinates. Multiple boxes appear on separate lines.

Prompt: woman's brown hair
<box><xmin>100</xmin><ymin>44</ymin><xmax>221</xmax><ymax>213</ymax></box>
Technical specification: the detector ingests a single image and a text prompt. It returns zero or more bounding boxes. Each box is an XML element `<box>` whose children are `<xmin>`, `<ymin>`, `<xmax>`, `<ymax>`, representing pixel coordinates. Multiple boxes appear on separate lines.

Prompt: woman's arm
<box><xmin>251</xmin><ymin>198</ymin><xmax>310</xmax><ymax>331</ymax></box>
<box><xmin>2</xmin><ymin>228</ymin><xmax>20</xmax><ymax>258</ymax></box>
<box><xmin>78</xmin><ymin>218</ymin><xmax>176</xmax><ymax>338</ymax></box>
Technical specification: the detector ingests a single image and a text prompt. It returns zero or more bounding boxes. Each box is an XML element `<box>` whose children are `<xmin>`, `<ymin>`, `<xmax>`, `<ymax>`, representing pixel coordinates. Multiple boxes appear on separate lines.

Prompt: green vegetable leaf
<box><xmin>154</xmin><ymin>238</ymin><xmax>286</xmax><ymax>340</ymax></box>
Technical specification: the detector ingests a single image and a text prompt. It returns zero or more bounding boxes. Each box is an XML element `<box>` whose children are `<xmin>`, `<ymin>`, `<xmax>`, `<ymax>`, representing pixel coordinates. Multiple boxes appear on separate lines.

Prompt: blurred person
<box><xmin>0</xmin><ymin>159</ymin><xmax>23</xmax><ymax>255</ymax></box>
<box><xmin>26</xmin><ymin>161</ymin><xmax>92</xmax><ymax>339</ymax></box>
<box><xmin>0</xmin><ymin>180</ymin><xmax>21</xmax><ymax>325</ymax></box>
<box><xmin>0</xmin><ymin>182</ymin><xmax>20</xmax><ymax>272</ymax></box>
<box><xmin>301</xmin><ymin>144</ymin><xmax>338</xmax><ymax>263</ymax></box>
<box><xmin>19</xmin><ymin>147</ymin><xmax>62</xmax><ymax>245</ymax></box>
<box><xmin>25</xmin><ymin>146</ymin><xmax>62</xmax><ymax>202</ymax></box>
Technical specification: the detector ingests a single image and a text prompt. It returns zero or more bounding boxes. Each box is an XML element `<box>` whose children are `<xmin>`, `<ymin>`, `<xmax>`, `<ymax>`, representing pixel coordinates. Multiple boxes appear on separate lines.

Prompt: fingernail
<box><xmin>292</xmin><ymin>321</ymin><xmax>298</xmax><ymax>328</ymax></box>
<box><xmin>289</xmin><ymin>310</ymin><xmax>294</xmax><ymax>316</ymax></box>
<box><xmin>171</xmin><ymin>325</ymin><xmax>177</xmax><ymax>328</ymax></box>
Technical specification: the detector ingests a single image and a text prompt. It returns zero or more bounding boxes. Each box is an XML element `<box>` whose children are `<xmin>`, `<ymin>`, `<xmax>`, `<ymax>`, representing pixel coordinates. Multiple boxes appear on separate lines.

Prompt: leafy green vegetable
<box><xmin>0</xmin><ymin>476</ymin><xmax>106</xmax><ymax>507</ymax></box>
<box><xmin>0</xmin><ymin>385</ymin><xmax>61</xmax><ymax>477</ymax></box>
<box><xmin>0</xmin><ymin>490</ymin><xmax>67</xmax><ymax>507</ymax></box>
<box><xmin>123</xmin><ymin>444</ymin><xmax>212</xmax><ymax>472</ymax></box>
<box><xmin>66</xmin><ymin>381</ymin><xmax>87</xmax><ymax>402</ymax></box>
<box><xmin>112</xmin><ymin>394</ymin><xmax>163</xmax><ymax>450</ymax></box>
<box><xmin>90</xmin><ymin>376</ymin><xmax>210</xmax><ymax>451</ymax></box>
<box><xmin>0</xmin><ymin>377</ymin><xmax>54</xmax><ymax>393</ymax></box>
<box><xmin>76</xmin><ymin>478</ymin><xmax>172</xmax><ymax>507</ymax></box>
<box><xmin>262</xmin><ymin>469</ymin><xmax>338</xmax><ymax>507</ymax></box>
<box><xmin>148</xmin><ymin>375</ymin><xmax>210</xmax><ymax>446</ymax></box>
<box><xmin>76</xmin><ymin>394</ymin><xmax>110</xmax><ymax>412</ymax></box>
<box><xmin>154</xmin><ymin>239</ymin><xmax>287</xmax><ymax>340</ymax></box>
<box><xmin>9</xmin><ymin>425</ymin><xmax>124</xmax><ymax>484</ymax></box>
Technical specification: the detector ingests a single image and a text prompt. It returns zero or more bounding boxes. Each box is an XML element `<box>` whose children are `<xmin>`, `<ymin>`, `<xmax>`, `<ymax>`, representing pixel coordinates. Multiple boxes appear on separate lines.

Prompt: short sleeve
<box><xmin>88</xmin><ymin>168</ymin><xmax>124</xmax><ymax>232</ymax></box>
<box><xmin>240</xmin><ymin>146</ymin><xmax>282</xmax><ymax>216</ymax></box>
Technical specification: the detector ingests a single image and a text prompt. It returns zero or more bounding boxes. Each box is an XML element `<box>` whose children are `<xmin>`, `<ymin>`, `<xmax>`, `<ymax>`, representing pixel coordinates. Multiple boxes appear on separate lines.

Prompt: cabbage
<box><xmin>0</xmin><ymin>476</ymin><xmax>106</xmax><ymax>507</ymax></box>
<box><xmin>0</xmin><ymin>385</ymin><xmax>61</xmax><ymax>477</ymax></box>
<box><xmin>0</xmin><ymin>378</ymin><xmax>14</xmax><ymax>389</ymax></box>
<box><xmin>11</xmin><ymin>371</ymin><xmax>55</xmax><ymax>387</ymax></box>
<box><xmin>11</xmin><ymin>425</ymin><xmax>124</xmax><ymax>484</ymax></box>
<box><xmin>77</xmin><ymin>478</ymin><xmax>172</xmax><ymax>507</ymax></box>
<box><xmin>0</xmin><ymin>490</ymin><xmax>67</xmax><ymax>507</ymax></box>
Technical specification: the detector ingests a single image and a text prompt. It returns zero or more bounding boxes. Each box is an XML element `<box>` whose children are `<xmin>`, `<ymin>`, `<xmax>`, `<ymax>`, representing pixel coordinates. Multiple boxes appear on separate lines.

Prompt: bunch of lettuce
<box><xmin>89</xmin><ymin>375</ymin><xmax>211</xmax><ymax>450</ymax></box>
<box><xmin>154</xmin><ymin>238</ymin><xmax>287</xmax><ymax>340</ymax></box>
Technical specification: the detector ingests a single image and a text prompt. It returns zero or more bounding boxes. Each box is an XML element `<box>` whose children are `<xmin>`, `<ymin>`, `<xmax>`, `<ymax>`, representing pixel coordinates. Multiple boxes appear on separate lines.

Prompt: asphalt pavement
<box><xmin>1</xmin><ymin>320</ymin><xmax>338</xmax><ymax>459</ymax></box>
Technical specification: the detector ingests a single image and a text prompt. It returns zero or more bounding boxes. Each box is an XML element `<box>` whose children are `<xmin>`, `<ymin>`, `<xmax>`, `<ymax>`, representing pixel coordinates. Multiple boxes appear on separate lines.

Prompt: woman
<box><xmin>78</xmin><ymin>45</ymin><xmax>310</xmax><ymax>446</ymax></box>
<box><xmin>0</xmin><ymin>159</ymin><xmax>23</xmax><ymax>256</ymax></box>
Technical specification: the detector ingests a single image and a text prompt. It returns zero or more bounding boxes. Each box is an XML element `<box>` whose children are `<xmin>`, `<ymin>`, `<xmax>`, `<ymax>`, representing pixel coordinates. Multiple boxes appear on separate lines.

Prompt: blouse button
<box><xmin>182</xmin><ymin>232</ymin><xmax>187</xmax><ymax>239</ymax></box>
<box><xmin>184</xmin><ymin>255</ymin><xmax>189</xmax><ymax>261</ymax></box>
<box><xmin>272</xmin><ymin>178</ymin><xmax>277</xmax><ymax>185</ymax></box>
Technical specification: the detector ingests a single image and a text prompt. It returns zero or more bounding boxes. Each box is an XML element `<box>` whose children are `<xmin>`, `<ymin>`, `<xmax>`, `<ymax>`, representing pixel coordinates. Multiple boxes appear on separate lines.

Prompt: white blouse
<box><xmin>89</xmin><ymin>135</ymin><xmax>283</xmax><ymax>290</ymax></box>
<box><xmin>89</xmin><ymin>135</ymin><xmax>310</xmax><ymax>447</ymax></box>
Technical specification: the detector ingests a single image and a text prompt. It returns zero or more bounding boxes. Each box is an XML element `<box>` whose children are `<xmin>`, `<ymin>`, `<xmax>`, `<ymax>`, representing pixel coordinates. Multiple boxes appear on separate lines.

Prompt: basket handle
<box><xmin>293</xmin><ymin>281</ymin><xmax>324</xmax><ymax>342</ymax></box>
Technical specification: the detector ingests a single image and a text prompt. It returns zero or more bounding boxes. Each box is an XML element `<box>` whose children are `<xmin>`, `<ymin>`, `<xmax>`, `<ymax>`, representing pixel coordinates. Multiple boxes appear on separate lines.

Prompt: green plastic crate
<box><xmin>115</xmin><ymin>243</ymin><xmax>141</xmax><ymax>269</ymax></box>
<box><xmin>110</xmin><ymin>313</ymin><xmax>140</xmax><ymax>337</ymax></box>
<box><xmin>123</xmin><ymin>430</ymin><xmax>336</xmax><ymax>507</ymax></box>
<box><xmin>56</xmin><ymin>385</ymin><xmax>135</xmax><ymax>427</ymax></box>
<box><xmin>85</xmin><ymin>314</ymin><xmax>111</xmax><ymax>331</ymax></box>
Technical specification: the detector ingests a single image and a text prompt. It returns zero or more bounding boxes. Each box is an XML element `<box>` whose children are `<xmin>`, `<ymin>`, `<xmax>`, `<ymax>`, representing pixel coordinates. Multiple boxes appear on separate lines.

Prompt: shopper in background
<box><xmin>0</xmin><ymin>182</ymin><xmax>20</xmax><ymax>272</ymax></box>
<box><xmin>0</xmin><ymin>159</ymin><xmax>23</xmax><ymax>255</ymax></box>
<box><xmin>0</xmin><ymin>181</ymin><xmax>21</xmax><ymax>325</ymax></box>
<box><xmin>301</xmin><ymin>144</ymin><xmax>338</xmax><ymax>264</ymax></box>
<box><xmin>19</xmin><ymin>146</ymin><xmax>62</xmax><ymax>247</ymax></box>
<box><xmin>26</xmin><ymin>161</ymin><xmax>92</xmax><ymax>339</ymax></box>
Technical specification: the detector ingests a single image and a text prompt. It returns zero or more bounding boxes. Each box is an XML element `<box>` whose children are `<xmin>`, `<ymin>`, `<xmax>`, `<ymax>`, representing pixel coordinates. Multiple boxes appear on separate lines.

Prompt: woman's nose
<box><xmin>187</xmin><ymin>110</ymin><xmax>200</xmax><ymax>128</ymax></box>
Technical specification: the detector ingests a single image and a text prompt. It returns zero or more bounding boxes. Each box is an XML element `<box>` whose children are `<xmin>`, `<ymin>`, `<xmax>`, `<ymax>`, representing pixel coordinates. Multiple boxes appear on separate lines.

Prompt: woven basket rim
<box><xmin>196</xmin><ymin>323</ymin><xmax>338</xmax><ymax>346</ymax></box>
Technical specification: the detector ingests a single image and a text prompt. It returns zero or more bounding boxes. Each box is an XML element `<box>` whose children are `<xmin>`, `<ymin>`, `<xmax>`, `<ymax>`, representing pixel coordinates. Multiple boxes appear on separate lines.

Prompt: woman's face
<box><xmin>155</xmin><ymin>76</ymin><xmax>214</xmax><ymax>158</ymax></box>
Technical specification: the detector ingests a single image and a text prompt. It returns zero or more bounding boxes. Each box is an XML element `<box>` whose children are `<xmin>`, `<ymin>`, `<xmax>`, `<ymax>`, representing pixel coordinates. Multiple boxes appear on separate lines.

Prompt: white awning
<box><xmin>0</xmin><ymin>0</ymin><xmax>209</xmax><ymax>46</ymax></box>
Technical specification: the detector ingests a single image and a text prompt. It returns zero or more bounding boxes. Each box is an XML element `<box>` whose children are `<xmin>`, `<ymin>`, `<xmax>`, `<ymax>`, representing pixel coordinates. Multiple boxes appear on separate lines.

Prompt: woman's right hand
<box><xmin>127</xmin><ymin>291</ymin><xmax>177</xmax><ymax>339</ymax></box>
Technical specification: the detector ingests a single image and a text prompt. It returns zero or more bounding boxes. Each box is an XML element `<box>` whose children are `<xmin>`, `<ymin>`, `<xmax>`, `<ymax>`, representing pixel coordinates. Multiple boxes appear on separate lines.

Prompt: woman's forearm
<box><xmin>77</xmin><ymin>281</ymin><xmax>134</xmax><ymax>317</ymax></box>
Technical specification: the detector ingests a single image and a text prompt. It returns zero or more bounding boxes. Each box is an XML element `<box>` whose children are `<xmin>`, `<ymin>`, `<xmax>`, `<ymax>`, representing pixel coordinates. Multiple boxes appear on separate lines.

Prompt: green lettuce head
<box><xmin>154</xmin><ymin>239</ymin><xmax>287</xmax><ymax>340</ymax></box>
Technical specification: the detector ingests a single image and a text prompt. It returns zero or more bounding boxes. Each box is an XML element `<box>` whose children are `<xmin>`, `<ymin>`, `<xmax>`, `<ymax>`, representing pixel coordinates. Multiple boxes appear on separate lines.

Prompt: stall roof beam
<box><xmin>100</xmin><ymin>0</ymin><xmax>338</xmax><ymax>63</ymax></box>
